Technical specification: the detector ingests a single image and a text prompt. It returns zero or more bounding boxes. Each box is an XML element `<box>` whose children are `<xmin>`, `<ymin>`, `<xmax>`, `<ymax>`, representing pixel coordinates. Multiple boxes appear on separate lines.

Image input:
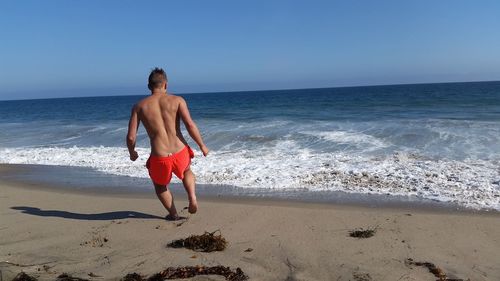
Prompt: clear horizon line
<box><xmin>1</xmin><ymin>79</ymin><xmax>499</xmax><ymax>102</ymax></box>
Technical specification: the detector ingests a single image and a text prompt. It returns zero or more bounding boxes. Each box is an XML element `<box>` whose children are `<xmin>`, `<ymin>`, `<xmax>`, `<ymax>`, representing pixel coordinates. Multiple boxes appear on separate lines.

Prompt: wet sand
<box><xmin>0</xmin><ymin>180</ymin><xmax>499</xmax><ymax>280</ymax></box>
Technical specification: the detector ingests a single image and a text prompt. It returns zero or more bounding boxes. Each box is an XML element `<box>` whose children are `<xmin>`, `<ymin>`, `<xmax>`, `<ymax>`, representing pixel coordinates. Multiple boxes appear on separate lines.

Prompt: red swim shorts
<box><xmin>146</xmin><ymin>146</ymin><xmax>195</xmax><ymax>185</ymax></box>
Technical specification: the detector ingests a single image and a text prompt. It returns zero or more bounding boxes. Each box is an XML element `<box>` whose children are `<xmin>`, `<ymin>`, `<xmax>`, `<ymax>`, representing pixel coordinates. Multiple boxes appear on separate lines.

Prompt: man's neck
<box><xmin>151</xmin><ymin>89</ymin><xmax>167</xmax><ymax>95</ymax></box>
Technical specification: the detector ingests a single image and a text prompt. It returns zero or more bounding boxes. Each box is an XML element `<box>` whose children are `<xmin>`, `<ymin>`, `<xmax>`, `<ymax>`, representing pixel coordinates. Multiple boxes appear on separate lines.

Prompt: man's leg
<box><xmin>154</xmin><ymin>183</ymin><xmax>179</xmax><ymax>219</ymax></box>
<box><xmin>182</xmin><ymin>168</ymin><xmax>198</xmax><ymax>214</ymax></box>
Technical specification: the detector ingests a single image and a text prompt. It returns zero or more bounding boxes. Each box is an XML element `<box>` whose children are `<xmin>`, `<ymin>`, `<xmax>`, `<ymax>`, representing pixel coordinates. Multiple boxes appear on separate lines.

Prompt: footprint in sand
<box><xmin>353</xmin><ymin>271</ymin><xmax>372</xmax><ymax>281</ymax></box>
<box><xmin>80</xmin><ymin>225</ymin><xmax>110</xmax><ymax>247</ymax></box>
<box><xmin>155</xmin><ymin>216</ymin><xmax>188</xmax><ymax>229</ymax></box>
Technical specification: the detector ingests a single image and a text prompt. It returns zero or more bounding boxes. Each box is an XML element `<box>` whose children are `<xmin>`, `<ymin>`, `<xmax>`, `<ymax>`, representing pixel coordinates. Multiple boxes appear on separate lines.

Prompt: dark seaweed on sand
<box><xmin>406</xmin><ymin>258</ymin><xmax>469</xmax><ymax>281</ymax></box>
<box><xmin>148</xmin><ymin>266</ymin><xmax>247</xmax><ymax>281</ymax></box>
<box><xmin>167</xmin><ymin>230</ymin><xmax>227</xmax><ymax>252</ymax></box>
<box><xmin>9</xmin><ymin>270</ymin><xmax>89</xmax><ymax>281</ymax></box>
<box><xmin>12</xmin><ymin>272</ymin><xmax>38</xmax><ymax>281</ymax></box>
<box><xmin>349</xmin><ymin>227</ymin><xmax>377</xmax><ymax>238</ymax></box>
<box><xmin>120</xmin><ymin>266</ymin><xmax>247</xmax><ymax>281</ymax></box>
<box><xmin>121</xmin><ymin>273</ymin><xmax>144</xmax><ymax>281</ymax></box>
<box><xmin>9</xmin><ymin>266</ymin><xmax>247</xmax><ymax>281</ymax></box>
<box><xmin>56</xmin><ymin>273</ymin><xmax>89</xmax><ymax>281</ymax></box>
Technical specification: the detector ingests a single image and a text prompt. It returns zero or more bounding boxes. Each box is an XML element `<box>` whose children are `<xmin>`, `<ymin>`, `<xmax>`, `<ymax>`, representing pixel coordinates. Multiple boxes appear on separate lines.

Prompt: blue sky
<box><xmin>1</xmin><ymin>0</ymin><xmax>500</xmax><ymax>100</ymax></box>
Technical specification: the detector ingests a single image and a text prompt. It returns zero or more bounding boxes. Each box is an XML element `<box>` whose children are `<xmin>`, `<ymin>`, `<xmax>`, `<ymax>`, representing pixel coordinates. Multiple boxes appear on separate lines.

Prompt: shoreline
<box><xmin>1</xmin><ymin>163</ymin><xmax>497</xmax><ymax>215</ymax></box>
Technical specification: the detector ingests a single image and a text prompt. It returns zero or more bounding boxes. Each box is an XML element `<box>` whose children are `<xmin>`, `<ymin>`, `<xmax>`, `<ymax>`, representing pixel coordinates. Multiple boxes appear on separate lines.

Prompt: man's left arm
<box><xmin>126</xmin><ymin>105</ymin><xmax>140</xmax><ymax>161</ymax></box>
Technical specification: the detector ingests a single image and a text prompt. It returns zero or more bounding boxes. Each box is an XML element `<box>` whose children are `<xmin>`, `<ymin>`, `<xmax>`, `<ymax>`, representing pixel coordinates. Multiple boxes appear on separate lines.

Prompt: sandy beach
<box><xmin>1</xmin><ymin>176</ymin><xmax>499</xmax><ymax>281</ymax></box>
<box><xmin>2</xmin><ymin>1</ymin><xmax>500</xmax><ymax>280</ymax></box>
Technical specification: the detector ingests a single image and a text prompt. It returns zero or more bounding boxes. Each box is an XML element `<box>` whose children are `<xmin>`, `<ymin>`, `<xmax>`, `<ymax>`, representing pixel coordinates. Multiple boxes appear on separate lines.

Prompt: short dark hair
<box><xmin>148</xmin><ymin>67</ymin><xmax>167</xmax><ymax>90</ymax></box>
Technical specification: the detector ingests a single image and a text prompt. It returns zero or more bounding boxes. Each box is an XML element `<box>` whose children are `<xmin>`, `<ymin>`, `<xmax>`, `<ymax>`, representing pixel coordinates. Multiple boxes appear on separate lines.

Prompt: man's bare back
<box><xmin>133</xmin><ymin>94</ymin><xmax>189</xmax><ymax>156</ymax></box>
<box><xmin>126</xmin><ymin>68</ymin><xmax>208</xmax><ymax>219</ymax></box>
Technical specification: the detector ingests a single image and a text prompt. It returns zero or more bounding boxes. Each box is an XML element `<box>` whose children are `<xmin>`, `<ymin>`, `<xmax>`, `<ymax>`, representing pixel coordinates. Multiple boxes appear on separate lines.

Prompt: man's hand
<box><xmin>200</xmin><ymin>145</ymin><xmax>209</xmax><ymax>157</ymax></box>
<box><xmin>130</xmin><ymin>150</ymin><xmax>139</xmax><ymax>161</ymax></box>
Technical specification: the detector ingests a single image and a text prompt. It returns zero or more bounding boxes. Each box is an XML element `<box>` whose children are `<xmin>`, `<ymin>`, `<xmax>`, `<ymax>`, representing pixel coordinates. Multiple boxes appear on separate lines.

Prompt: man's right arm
<box><xmin>178</xmin><ymin>97</ymin><xmax>209</xmax><ymax>156</ymax></box>
<box><xmin>126</xmin><ymin>104</ymin><xmax>140</xmax><ymax>161</ymax></box>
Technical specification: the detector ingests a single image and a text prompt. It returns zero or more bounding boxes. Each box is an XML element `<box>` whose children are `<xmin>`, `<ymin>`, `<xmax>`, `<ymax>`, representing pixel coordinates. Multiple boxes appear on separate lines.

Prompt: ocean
<box><xmin>1</xmin><ymin>81</ymin><xmax>499</xmax><ymax>210</ymax></box>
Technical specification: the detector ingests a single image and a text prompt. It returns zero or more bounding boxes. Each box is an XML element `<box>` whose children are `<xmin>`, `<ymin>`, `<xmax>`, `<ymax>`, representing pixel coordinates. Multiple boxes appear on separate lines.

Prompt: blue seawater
<box><xmin>1</xmin><ymin>81</ymin><xmax>499</xmax><ymax>209</ymax></box>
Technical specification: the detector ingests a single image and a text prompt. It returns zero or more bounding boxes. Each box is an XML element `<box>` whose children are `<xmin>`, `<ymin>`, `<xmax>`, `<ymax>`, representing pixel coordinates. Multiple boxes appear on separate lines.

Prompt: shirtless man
<box><xmin>126</xmin><ymin>67</ymin><xmax>209</xmax><ymax>220</ymax></box>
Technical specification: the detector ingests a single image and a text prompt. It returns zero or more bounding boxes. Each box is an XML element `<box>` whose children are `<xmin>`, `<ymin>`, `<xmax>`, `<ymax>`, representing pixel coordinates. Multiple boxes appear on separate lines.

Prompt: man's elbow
<box><xmin>126</xmin><ymin>135</ymin><xmax>136</xmax><ymax>145</ymax></box>
<box><xmin>185</xmin><ymin>121</ymin><xmax>197</xmax><ymax>131</ymax></box>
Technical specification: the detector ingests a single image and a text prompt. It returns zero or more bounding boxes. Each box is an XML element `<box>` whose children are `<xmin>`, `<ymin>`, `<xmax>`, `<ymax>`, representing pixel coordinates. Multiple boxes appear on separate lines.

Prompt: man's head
<box><xmin>148</xmin><ymin>67</ymin><xmax>168</xmax><ymax>91</ymax></box>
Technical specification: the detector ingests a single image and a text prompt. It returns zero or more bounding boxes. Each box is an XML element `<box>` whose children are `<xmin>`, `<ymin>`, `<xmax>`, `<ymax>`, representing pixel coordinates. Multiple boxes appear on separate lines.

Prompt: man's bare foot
<box><xmin>165</xmin><ymin>214</ymin><xmax>180</xmax><ymax>221</ymax></box>
<box><xmin>188</xmin><ymin>199</ymin><xmax>198</xmax><ymax>214</ymax></box>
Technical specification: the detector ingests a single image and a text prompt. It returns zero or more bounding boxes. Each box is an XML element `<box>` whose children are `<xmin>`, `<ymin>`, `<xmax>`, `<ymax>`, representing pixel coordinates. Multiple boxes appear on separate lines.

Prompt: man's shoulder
<box><xmin>161</xmin><ymin>94</ymin><xmax>185</xmax><ymax>104</ymax></box>
<box><xmin>166</xmin><ymin>93</ymin><xmax>183</xmax><ymax>100</ymax></box>
<box><xmin>133</xmin><ymin>96</ymin><xmax>151</xmax><ymax>111</ymax></box>
<box><xmin>134</xmin><ymin>98</ymin><xmax>146</xmax><ymax>108</ymax></box>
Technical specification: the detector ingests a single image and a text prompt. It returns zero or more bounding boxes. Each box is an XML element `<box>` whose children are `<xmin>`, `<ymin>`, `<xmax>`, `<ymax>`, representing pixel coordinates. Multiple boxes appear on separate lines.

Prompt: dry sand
<box><xmin>0</xmin><ymin>181</ymin><xmax>499</xmax><ymax>281</ymax></box>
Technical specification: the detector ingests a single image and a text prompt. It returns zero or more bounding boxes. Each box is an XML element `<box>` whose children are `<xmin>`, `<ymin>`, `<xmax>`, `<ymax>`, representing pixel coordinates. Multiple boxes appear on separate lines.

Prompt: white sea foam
<box><xmin>0</xmin><ymin>145</ymin><xmax>498</xmax><ymax>210</ymax></box>
<box><xmin>301</xmin><ymin>130</ymin><xmax>390</xmax><ymax>152</ymax></box>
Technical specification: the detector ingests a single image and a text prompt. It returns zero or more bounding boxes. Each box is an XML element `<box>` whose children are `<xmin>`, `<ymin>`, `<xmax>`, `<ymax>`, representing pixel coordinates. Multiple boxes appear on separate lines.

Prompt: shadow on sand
<box><xmin>11</xmin><ymin>206</ymin><xmax>164</xmax><ymax>220</ymax></box>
